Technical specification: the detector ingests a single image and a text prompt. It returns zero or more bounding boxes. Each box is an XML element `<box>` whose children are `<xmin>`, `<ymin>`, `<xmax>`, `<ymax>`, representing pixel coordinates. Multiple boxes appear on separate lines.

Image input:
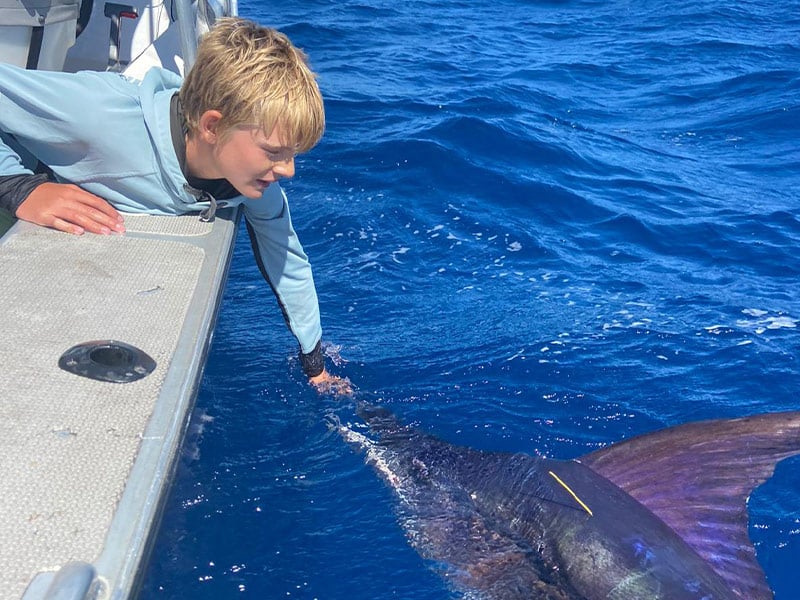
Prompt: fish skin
<box><xmin>338</xmin><ymin>408</ymin><xmax>800</xmax><ymax>599</ymax></box>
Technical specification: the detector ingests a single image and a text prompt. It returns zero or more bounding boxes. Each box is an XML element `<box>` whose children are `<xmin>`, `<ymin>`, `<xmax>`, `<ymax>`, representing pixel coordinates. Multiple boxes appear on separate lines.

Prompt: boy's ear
<box><xmin>198</xmin><ymin>110</ymin><xmax>224</xmax><ymax>143</ymax></box>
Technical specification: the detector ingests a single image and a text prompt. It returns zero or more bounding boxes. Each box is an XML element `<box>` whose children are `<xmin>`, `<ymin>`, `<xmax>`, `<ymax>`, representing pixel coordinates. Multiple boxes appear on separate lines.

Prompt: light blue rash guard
<box><xmin>0</xmin><ymin>63</ymin><xmax>323</xmax><ymax>362</ymax></box>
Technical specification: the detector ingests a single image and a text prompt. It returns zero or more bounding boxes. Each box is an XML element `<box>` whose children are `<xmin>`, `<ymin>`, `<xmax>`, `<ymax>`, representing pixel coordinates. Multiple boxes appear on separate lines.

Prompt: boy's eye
<box><xmin>264</xmin><ymin>147</ymin><xmax>295</xmax><ymax>163</ymax></box>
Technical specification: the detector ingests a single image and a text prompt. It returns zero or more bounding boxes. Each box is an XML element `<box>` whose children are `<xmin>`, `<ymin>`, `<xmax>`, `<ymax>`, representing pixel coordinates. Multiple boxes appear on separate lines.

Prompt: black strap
<box><xmin>26</xmin><ymin>26</ymin><xmax>45</xmax><ymax>70</ymax></box>
<box><xmin>76</xmin><ymin>0</ymin><xmax>94</xmax><ymax>36</ymax></box>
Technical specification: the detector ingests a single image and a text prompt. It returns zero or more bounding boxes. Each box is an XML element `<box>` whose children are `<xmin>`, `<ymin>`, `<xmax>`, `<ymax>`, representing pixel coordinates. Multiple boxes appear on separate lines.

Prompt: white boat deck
<box><xmin>0</xmin><ymin>211</ymin><xmax>238</xmax><ymax>599</ymax></box>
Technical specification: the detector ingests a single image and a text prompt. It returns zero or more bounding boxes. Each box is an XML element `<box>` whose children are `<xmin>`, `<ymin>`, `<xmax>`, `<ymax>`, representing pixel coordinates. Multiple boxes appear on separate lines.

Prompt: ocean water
<box><xmin>140</xmin><ymin>1</ymin><xmax>800</xmax><ymax>598</ymax></box>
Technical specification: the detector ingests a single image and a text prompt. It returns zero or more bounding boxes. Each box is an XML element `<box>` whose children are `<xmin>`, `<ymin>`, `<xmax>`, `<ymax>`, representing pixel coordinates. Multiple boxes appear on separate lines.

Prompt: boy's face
<box><xmin>212</xmin><ymin>124</ymin><xmax>296</xmax><ymax>198</ymax></box>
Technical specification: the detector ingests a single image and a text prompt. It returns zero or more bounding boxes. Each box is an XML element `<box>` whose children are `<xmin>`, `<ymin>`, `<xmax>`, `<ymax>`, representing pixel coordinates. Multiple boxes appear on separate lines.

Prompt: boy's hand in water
<box><xmin>309</xmin><ymin>370</ymin><xmax>353</xmax><ymax>396</ymax></box>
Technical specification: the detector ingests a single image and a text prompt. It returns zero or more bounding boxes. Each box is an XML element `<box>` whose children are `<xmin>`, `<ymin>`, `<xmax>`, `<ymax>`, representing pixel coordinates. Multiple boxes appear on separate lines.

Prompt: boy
<box><xmin>0</xmin><ymin>17</ymin><xmax>348</xmax><ymax>393</ymax></box>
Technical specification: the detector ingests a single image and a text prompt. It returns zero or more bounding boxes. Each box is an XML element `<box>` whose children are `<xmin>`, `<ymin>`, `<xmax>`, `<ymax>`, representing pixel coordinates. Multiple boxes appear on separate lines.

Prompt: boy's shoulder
<box><xmin>0</xmin><ymin>62</ymin><xmax>181</xmax><ymax>97</ymax></box>
<box><xmin>128</xmin><ymin>66</ymin><xmax>183</xmax><ymax>87</ymax></box>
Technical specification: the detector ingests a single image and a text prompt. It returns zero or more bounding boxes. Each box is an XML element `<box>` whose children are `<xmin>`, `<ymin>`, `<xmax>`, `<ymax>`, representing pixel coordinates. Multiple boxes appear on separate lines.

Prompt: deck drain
<box><xmin>58</xmin><ymin>340</ymin><xmax>156</xmax><ymax>383</ymax></box>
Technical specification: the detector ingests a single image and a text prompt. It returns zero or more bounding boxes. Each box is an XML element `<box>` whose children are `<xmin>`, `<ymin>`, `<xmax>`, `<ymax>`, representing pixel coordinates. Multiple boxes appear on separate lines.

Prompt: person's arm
<box><xmin>0</xmin><ymin>65</ymin><xmax>124</xmax><ymax>235</ymax></box>
<box><xmin>243</xmin><ymin>184</ymin><xmax>322</xmax><ymax>357</ymax></box>
<box><xmin>242</xmin><ymin>184</ymin><xmax>350</xmax><ymax>393</ymax></box>
<box><xmin>0</xmin><ymin>145</ymin><xmax>125</xmax><ymax>237</ymax></box>
<box><xmin>15</xmin><ymin>181</ymin><xmax>125</xmax><ymax>236</ymax></box>
<box><xmin>0</xmin><ymin>174</ymin><xmax>125</xmax><ymax>236</ymax></box>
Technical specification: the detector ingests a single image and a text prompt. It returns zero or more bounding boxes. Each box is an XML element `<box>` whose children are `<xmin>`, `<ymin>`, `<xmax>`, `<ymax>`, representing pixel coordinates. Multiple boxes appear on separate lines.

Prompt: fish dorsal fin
<box><xmin>579</xmin><ymin>411</ymin><xmax>800</xmax><ymax>600</ymax></box>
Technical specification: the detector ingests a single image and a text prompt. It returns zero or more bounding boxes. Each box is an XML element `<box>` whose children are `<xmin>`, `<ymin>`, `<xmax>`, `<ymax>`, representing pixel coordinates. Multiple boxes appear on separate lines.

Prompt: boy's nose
<box><xmin>273</xmin><ymin>157</ymin><xmax>295</xmax><ymax>179</ymax></box>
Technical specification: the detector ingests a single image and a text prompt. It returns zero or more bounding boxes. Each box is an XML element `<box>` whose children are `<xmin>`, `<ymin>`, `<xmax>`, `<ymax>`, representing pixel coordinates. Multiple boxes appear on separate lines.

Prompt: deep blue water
<box><xmin>141</xmin><ymin>1</ymin><xmax>800</xmax><ymax>598</ymax></box>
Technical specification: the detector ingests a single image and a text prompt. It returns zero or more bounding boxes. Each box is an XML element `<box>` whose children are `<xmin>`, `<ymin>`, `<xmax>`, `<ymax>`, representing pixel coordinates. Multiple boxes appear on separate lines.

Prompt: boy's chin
<box><xmin>239</xmin><ymin>185</ymin><xmax>267</xmax><ymax>199</ymax></box>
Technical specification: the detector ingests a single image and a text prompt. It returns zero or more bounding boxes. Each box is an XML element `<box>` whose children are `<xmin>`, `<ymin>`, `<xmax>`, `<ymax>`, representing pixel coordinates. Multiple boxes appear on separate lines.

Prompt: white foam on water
<box><xmin>391</xmin><ymin>246</ymin><xmax>410</xmax><ymax>263</ymax></box>
<box><xmin>766</xmin><ymin>316</ymin><xmax>797</xmax><ymax>330</ymax></box>
<box><xmin>737</xmin><ymin>309</ymin><xmax>798</xmax><ymax>333</ymax></box>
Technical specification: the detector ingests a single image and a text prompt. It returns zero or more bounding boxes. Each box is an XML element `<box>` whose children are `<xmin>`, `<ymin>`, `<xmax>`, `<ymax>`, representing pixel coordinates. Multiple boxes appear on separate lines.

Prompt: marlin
<box><xmin>337</xmin><ymin>406</ymin><xmax>800</xmax><ymax>599</ymax></box>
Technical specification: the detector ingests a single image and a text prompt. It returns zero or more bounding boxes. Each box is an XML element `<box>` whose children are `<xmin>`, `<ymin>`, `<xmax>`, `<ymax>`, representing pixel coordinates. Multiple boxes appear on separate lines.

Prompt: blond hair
<box><xmin>180</xmin><ymin>17</ymin><xmax>325</xmax><ymax>153</ymax></box>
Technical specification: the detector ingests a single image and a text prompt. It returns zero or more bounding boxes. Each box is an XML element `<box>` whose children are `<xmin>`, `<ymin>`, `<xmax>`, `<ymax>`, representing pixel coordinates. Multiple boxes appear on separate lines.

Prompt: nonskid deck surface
<box><xmin>0</xmin><ymin>213</ymin><xmax>234</xmax><ymax>599</ymax></box>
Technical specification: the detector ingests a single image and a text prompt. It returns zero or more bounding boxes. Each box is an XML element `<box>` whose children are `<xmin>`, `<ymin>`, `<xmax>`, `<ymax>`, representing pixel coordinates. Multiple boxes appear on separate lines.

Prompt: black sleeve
<box><xmin>299</xmin><ymin>340</ymin><xmax>325</xmax><ymax>378</ymax></box>
<box><xmin>0</xmin><ymin>173</ymin><xmax>51</xmax><ymax>215</ymax></box>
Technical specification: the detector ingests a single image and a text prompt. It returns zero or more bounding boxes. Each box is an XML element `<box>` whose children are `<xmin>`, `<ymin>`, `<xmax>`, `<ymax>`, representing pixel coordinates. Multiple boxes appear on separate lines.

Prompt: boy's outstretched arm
<box><xmin>243</xmin><ymin>190</ymin><xmax>352</xmax><ymax>396</ymax></box>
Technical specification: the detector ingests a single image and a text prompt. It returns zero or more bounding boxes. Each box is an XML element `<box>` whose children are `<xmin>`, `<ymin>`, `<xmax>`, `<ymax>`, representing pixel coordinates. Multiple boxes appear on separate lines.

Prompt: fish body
<box><xmin>339</xmin><ymin>408</ymin><xmax>800</xmax><ymax>599</ymax></box>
